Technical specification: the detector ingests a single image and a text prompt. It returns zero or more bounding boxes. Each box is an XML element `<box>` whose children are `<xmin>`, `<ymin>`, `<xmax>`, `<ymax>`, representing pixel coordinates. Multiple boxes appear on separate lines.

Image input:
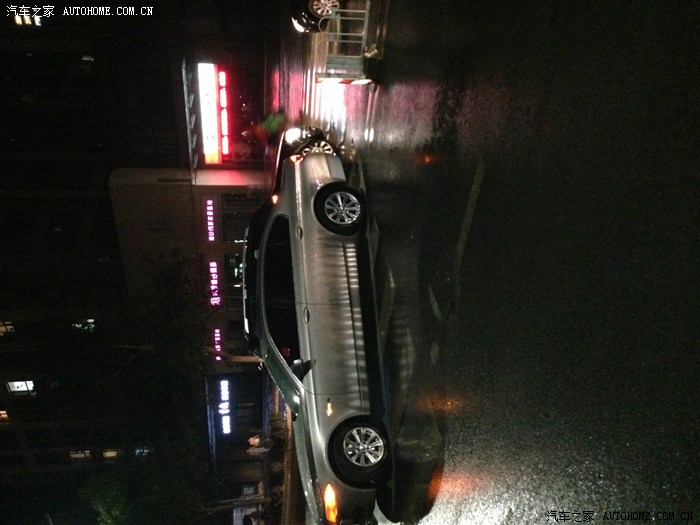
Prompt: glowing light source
<box><xmin>326</xmin><ymin>398</ymin><xmax>333</xmax><ymax>417</ymax></box>
<box><xmin>0</xmin><ymin>321</ymin><xmax>15</xmax><ymax>337</ymax></box>
<box><xmin>6</xmin><ymin>381</ymin><xmax>35</xmax><ymax>396</ymax></box>
<box><xmin>14</xmin><ymin>15</ymin><xmax>42</xmax><ymax>26</ymax></box>
<box><xmin>197</xmin><ymin>63</ymin><xmax>232</xmax><ymax>165</ymax></box>
<box><xmin>205</xmin><ymin>198</ymin><xmax>216</xmax><ymax>241</ymax></box>
<box><xmin>219</xmin><ymin>380</ymin><xmax>231</xmax><ymax>434</ymax></box>
<box><xmin>284</xmin><ymin>127</ymin><xmax>303</xmax><ymax>143</ymax></box>
<box><xmin>198</xmin><ymin>63</ymin><xmax>220</xmax><ymax>164</ymax></box>
<box><xmin>220</xmin><ymin>108</ymin><xmax>229</xmax><ymax>135</ymax></box>
<box><xmin>324</xmin><ymin>484</ymin><xmax>338</xmax><ymax>524</ymax></box>
<box><xmin>213</xmin><ymin>328</ymin><xmax>222</xmax><ymax>361</ymax></box>
<box><xmin>209</xmin><ymin>261</ymin><xmax>221</xmax><ymax>306</ymax></box>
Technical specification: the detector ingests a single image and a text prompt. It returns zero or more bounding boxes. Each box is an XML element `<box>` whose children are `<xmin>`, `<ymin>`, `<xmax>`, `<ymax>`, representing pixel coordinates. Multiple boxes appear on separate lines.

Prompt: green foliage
<box><xmin>82</xmin><ymin>443</ymin><xmax>206</xmax><ymax>525</ymax></box>
<box><xmin>82</xmin><ymin>471</ymin><xmax>127</xmax><ymax>525</ymax></box>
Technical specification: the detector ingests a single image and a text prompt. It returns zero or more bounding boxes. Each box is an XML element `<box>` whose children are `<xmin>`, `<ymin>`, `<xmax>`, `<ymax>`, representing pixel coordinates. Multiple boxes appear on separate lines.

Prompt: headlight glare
<box><xmin>324</xmin><ymin>483</ymin><xmax>338</xmax><ymax>524</ymax></box>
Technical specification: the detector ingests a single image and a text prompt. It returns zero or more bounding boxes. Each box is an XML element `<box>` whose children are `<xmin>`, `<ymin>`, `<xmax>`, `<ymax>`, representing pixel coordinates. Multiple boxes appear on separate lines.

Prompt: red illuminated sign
<box><xmin>198</xmin><ymin>63</ymin><xmax>232</xmax><ymax>165</ymax></box>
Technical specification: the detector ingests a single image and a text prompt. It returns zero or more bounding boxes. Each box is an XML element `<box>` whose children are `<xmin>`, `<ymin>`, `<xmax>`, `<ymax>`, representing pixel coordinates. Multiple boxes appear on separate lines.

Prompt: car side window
<box><xmin>243</xmin><ymin>202</ymin><xmax>272</xmax><ymax>347</ymax></box>
<box><xmin>263</xmin><ymin>216</ymin><xmax>300</xmax><ymax>365</ymax></box>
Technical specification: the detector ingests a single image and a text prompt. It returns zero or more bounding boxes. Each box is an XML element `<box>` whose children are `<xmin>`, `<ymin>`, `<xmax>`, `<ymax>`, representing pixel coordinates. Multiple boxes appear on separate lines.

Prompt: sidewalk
<box><xmin>263</xmin><ymin>378</ymin><xmax>304</xmax><ymax>525</ymax></box>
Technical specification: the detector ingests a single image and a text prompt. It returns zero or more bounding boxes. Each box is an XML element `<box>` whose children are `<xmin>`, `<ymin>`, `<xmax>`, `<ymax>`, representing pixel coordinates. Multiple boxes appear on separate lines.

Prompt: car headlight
<box><xmin>284</xmin><ymin>127</ymin><xmax>303</xmax><ymax>144</ymax></box>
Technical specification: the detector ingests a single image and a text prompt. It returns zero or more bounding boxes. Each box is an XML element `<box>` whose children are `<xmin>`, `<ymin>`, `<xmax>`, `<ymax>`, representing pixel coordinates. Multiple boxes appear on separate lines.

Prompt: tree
<box><xmin>38</xmin><ymin>253</ymin><xmax>212</xmax><ymax>523</ymax></box>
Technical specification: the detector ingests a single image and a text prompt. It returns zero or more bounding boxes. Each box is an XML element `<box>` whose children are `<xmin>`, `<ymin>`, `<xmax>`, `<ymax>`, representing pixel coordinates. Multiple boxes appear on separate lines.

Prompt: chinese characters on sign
<box><xmin>219</xmin><ymin>379</ymin><xmax>231</xmax><ymax>435</ymax></box>
<box><xmin>213</xmin><ymin>328</ymin><xmax>222</xmax><ymax>361</ymax></box>
<box><xmin>206</xmin><ymin>198</ymin><xmax>216</xmax><ymax>241</ymax></box>
<box><xmin>197</xmin><ymin>63</ymin><xmax>232</xmax><ymax>164</ymax></box>
<box><xmin>209</xmin><ymin>261</ymin><xmax>221</xmax><ymax>306</ymax></box>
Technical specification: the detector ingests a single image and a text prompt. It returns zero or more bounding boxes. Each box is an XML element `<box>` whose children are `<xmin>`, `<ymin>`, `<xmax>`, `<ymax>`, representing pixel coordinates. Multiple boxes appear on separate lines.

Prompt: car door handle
<box><xmin>303</xmin><ymin>307</ymin><xmax>310</xmax><ymax>323</ymax></box>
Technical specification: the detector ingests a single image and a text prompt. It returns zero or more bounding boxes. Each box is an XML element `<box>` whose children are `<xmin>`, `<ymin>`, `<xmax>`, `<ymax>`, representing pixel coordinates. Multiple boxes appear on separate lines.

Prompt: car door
<box><xmin>291</xmin><ymin>203</ymin><xmax>370</xmax><ymax>405</ymax></box>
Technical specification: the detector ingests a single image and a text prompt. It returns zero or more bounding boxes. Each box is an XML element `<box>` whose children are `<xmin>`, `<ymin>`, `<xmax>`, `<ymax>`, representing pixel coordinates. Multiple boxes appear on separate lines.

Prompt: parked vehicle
<box><xmin>243</xmin><ymin>128</ymin><xmax>388</xmax><ymax>524</ymax></box>
<box><xmin>291</xmin><ymin>0</ymin><xmax>339</xmax><ymax>32</ymax></box>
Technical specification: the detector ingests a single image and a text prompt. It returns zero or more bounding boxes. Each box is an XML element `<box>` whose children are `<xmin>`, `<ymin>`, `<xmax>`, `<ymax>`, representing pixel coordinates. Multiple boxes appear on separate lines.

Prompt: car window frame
<box><xmin>243</xmin><ymin>201</ymin><xmax>273</xmax><ymax>351</ymax></box>
<box><xmin>258</xmin><ymin>212</ymin><xmax>305</xmax><ymax>397</ymax></box>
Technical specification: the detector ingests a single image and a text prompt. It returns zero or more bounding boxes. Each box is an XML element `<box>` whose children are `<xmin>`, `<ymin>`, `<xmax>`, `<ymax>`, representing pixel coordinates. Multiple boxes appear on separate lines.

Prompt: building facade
<box><xmin>1</xmin><ymin>2</ymin><xmax>279</xmax><ymax>521</ymax></box>
<box><xmin>109</xmin><ymin>166</ymin><xmax>271</xmax><ymax>504</ymax></box>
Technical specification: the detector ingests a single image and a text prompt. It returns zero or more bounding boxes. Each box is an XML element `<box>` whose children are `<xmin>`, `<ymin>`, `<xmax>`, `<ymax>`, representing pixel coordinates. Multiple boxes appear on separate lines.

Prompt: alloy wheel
<box><xmin>301</xmin><ymin>139</ymin><xmax>334</xmax><ymax>155</ymax></box>
<box><xmin>309</xmin><ymin>0</ymin><xmax>339</xmax><ymax>17</ymax></box>
<box><xmin>343</xmin><ymin>426</ymin><xmax>386</xmax><ymax>467</ymax></box>
<box><xmin>324</xmin><ymin>190</ymin><xmax>362</xmax><ymax>226</ymax></box>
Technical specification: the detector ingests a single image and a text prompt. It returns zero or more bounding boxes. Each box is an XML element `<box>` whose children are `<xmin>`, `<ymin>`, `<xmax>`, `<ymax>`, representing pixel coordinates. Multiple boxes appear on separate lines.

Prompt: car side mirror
<box><xmin>292</xmin><ymin>358</ymin><xmax>313</xmax><ymax>380</ymax></box>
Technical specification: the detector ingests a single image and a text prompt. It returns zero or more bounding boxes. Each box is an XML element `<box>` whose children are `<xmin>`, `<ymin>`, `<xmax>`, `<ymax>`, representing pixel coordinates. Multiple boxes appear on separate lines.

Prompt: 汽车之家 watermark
<box><xmin>7</xmin><ymin>5</ymin><xmax>55</xmax><ymax>17</ymax></box>
<box><xmin>547</xmin><ymin>510</ymin><xmax>594</xmax><ymax>523</ymax></box>
<box><xmin>547</xmin><ymin>509</ymin><xmax>695</xmax><ymax>522</ymax></box>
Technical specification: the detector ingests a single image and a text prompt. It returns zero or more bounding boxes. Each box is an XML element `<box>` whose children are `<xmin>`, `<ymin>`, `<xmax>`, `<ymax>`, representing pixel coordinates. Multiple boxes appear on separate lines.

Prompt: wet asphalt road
<box><xmin>280</xmin><ymin>1</ymin><xmax>699</xmax><ymax>523</ymax></box>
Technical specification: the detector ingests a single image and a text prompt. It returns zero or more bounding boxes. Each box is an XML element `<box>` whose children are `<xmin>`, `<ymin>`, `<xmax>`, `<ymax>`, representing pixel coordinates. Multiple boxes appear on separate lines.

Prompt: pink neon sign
<box><xmin>206</xmin><ymin>199</ymin><xmax>215</xmax><ymax>242</ymax></box>
<box><xmin>209</xmin><ymin>261</ymin><xmax>221</xmax><ymax>306</ymax></box>
<box><xmin>213</xmin><ymin>328</ymin><xmax>222</xmax><ymax>361</ymax></box>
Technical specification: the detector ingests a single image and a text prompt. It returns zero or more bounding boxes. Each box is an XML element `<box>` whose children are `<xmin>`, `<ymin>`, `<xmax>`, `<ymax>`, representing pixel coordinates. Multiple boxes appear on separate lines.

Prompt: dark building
<box><xmin>1</xmin><ymin>3</ymin><xmax>280</xmax><ymax>522</ymax></box>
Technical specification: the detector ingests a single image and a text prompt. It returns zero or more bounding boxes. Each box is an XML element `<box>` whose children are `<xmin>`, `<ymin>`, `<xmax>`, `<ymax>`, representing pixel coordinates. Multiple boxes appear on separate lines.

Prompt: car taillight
<box><xmin>324</xmin><ymin>484</ymin><xmax>338</xmax><ymax>524</ymax></box>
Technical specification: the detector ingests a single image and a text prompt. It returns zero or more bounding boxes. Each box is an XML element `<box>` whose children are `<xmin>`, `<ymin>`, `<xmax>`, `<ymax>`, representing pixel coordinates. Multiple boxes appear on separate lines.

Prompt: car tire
<box><xmin>308</xmin><ymin>0</ymin><xmax>339</xmax><ymax>18</ymax></box>
<box><xmin>330</xmin><ymin>419</ymin><xmax>390</xmax><ymax>487</ymax></box>
<box><xmin>314</xmin><ymin>183</ymin><xmax>366</xmax><ymax>235</ymax></box>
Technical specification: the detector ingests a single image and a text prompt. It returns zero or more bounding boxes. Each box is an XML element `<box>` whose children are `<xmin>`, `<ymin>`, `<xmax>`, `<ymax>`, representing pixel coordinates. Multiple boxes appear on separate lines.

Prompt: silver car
<box><xmin>243</xmin><ymin>131</ymin><xmax>389</xmax><ymax>524</ymax></box>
